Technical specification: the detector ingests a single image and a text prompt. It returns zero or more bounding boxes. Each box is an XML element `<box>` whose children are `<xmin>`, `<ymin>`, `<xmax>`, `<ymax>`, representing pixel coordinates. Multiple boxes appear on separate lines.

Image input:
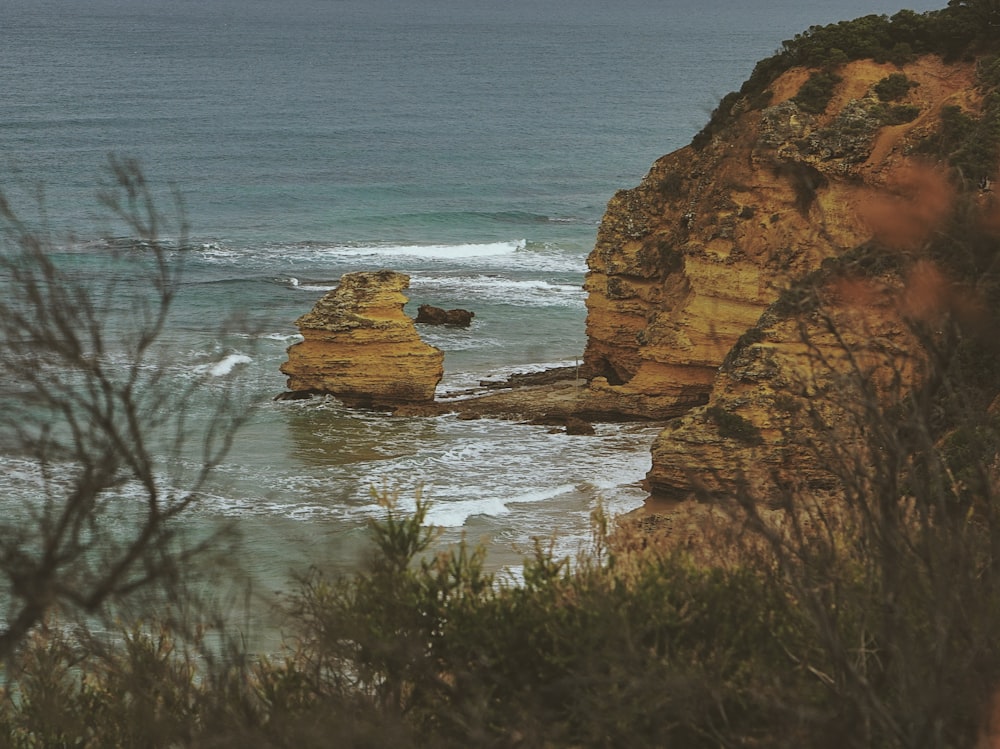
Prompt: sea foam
<box><xmin>358</xmin><ymin>483</ymin><xmax>578</xmax><ymax>529</ymax></box>
<box><xmin>322</xmin><ymin>239</ymin><xmax>525</xmax><ymax>260</ymax></box>
<box><xmin>409</xmin><ymin>274</ymin><xmax>584</xmax><ymax>307</ymax></box>
<box><xmin>197</xmin><ymin>353</ymin><xmax>253</xmax><ymax>377</ymax></box>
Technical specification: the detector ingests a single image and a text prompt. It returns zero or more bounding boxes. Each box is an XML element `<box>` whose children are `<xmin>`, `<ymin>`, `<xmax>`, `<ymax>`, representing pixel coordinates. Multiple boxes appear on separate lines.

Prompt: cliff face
<box><xmin>281</xmin><ymin>270</ymin><xmax>444</xmax><ymax>406</ymax></box>
<box><xmin>582</xmin><ymin>55</ymin><xmax>993</xmax><ymax>498</ymax></box>
<box><xmin>646</xmin><ymin>270</ymin><xmax>925</xmax><ymax>499</ymax></box>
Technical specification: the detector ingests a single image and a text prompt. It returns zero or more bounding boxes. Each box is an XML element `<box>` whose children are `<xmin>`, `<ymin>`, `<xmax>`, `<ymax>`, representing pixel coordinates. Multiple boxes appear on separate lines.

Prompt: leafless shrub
<box><xmin>0</xmin><ymin>157</ymin><xmax>249</xmax><ymax>661</ymax></box>
<box><xmin>726</xmin><ymin>284</ymin><xmax>1000</xmax><ymax>747</ymax></box>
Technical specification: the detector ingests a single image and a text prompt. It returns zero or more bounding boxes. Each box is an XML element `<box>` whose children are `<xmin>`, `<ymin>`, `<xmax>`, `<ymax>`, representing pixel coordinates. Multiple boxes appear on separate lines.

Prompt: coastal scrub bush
<box><xmin>793</xmin><ymin>71</ymin><xmax>842</xmax><ymax>114</ymax></box>
<box><xmin>0</xmin><ymin>490</ymin><xmax>813</xmax><ymax>747</ymax></box>
<box><xmin>875</xmin><ymin>72</ymin><xmax>918</xmax><ymax>101</ymax></box>
<box><xmin>693</xmin><ymin>2</ymin><xmax>999</xmax><ymax>151</ymax></box>
<box><xmin>269</xmin><ymin>491</ymin><xmax>799</xmax><ymax>747</ymax></box>
<box><xmin>923</xmin><ymin>102</ymin><xmax>1000</xmax><ymax>185</ymax></box>
<box><xmin>880</xmin><ymin>103</ymin><xmax>922</xmax><ymax>125</ymax></box>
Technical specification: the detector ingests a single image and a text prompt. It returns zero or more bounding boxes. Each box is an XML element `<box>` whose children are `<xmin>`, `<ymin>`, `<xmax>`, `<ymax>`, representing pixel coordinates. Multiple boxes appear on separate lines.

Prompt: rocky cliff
<box><xmin>583</xmin><ymin>51</ymin><xmax>1000</xmax><ymax>501</ymax></box>
<box><xmin>280</xmin><ymin>270</ymin><xmax>444</xmax><ymax>406</ymax></box>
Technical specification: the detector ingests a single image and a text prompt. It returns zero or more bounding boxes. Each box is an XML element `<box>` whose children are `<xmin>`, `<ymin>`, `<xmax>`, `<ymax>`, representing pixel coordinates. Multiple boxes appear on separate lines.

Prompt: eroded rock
<box><xmin>280</xmin><ymin>270</ymin><xmax>443</xmax><ymax>406</ymax></box>
<box><xmin>580</xmin><ymin>56</ymin><xmax>982</xmax><ymax>499</ymax></box>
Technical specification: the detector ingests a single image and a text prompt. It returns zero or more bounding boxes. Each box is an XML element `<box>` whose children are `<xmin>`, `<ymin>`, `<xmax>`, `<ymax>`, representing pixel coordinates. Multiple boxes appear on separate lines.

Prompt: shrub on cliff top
<box><xmin>793</xmin><ymin>70</ymin><xmax>843</xmax><ymax>114</ymax></box>
<box><xmin>880</xmin><ymin>103</ymin><xmax>922</xmax><ymax>125</ymax></box>
<box><xmin>693</xmin><ymin>1</ymin><xmax>999</xmax><ymax>150</ymax></box>
<box><xmin>922</xmin><ymin>98</ymin><xmax>1000</xmax><ymax>184</ymax></box>
<box><xmin>875</xmin><ymin>72</ymin><xmax>919</xmax><ymax>101</ymax></box>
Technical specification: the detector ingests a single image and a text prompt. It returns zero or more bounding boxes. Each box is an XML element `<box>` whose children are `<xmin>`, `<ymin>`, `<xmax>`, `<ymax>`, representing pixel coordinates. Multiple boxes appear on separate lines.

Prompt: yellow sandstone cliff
<box><xmin>582</xmin><ymin>55</ymin><xmax>998</xmax><ymax>499</ymax></box>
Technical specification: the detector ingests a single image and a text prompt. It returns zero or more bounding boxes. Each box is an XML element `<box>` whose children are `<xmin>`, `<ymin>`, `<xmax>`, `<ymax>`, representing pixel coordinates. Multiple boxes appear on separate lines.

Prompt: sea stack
<box><xmin>280</xmin><ymin>270</ymin><xmax>444</xmax><ymax>406</ymax></box>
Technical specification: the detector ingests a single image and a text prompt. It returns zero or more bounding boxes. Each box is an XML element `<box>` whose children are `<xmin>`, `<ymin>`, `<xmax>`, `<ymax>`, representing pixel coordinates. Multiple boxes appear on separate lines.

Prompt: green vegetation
<box><xmin>912</xmin><ymin>54</ymin><xmax>1000</xmax><ymax>184</ymax></box>
<box><xmin>875</xmin><ymin>72</ymin><xmax>918</xmax><ymax>101</ymax></box>
<box><xmin>879</xmin><ymin>102</ymin><xmax>922</xmax><ymax>125</ymax></box>
<box><xmin>654</xmin><ymin>170</ymin><xmax>684</xmax><ymax>198</ymax></box>
<box><xmin>694</xmin><ymin>0</ymin><xmax>1000</xmax><ymax>150</ymax></box>
<box><xmin>793</xmin><ymin>71</ymin><xmax>842</xmax><ymax>114</ymax></box>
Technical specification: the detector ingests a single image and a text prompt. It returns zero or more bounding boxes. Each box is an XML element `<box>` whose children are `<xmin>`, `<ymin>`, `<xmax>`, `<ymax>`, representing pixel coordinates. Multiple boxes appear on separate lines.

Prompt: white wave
<box><xmin>0</xmin><ymin>457</ymin><xmax>46</xmax><ymax>491</ymax></box>
<box><xmin>474</xmin><ymin>360</ymin><xmax>581</xmax><ymax>381</ymax></box>
<box><xmin>197</xmin><ymin>243</ymin><xmax>239</xmax><ymax>260</ymax></box>
<box><xmin>409</xmin><ymin>274</ymin><xmax>585</xmax><ymax>307</ymax></box>
<box><xmin>359</xmin><ymin>483</ymin><xmax>577</xmax><ymax>528</ymax></box>
<box><xmin>263</xmin><ymin>332</ymin><xmax>304</xmax><ymax>343</ymax></box>
<box><xmin>198</xmin><ymin>239</ymin><xmax>586</xmax><ymax>273</ymax></box>
<box><xmin>196</xmin><ymin>353</ymin><xmax>253</xmax><ymax>377</ymax></box>
<box><xmin>276</xmin><ymin>276</ymin><xmax>336</xmax><ymax>292</ymax></box>
<box><xmin>321</xmin><ymin>239</ymin><xmax>526</xmax><ymax>261</ymax></box>
<box><xmin>423</xmin><ymin>496</ymin><xmax>514</xmax><ymax>526</ymax></box>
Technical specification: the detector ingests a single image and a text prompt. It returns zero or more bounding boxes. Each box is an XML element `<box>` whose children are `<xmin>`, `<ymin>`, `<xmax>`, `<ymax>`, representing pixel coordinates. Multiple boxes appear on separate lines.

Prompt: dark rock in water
<box><xmin>416</xmin><ymin>304</ymin><xmax>475</xmax><ymax>327</ymax></box>
<box><xmin>480</xmin><ymin>366</ymin><xmax>579</xmax><ymax>389</ymax></box>
<box><xmin>274</xmin><ymin>389</ymin><xmax>317</xmax><ymax>401</ymax></box>
<box><xmin>528</xmin><ymin>413</ymin><xmax>596</xmax><ymax>435</ymax></box>
<box><xmin>565</xmin><ymin>417</ymin><xmax>596</xmax><ymax>435</ymax></box>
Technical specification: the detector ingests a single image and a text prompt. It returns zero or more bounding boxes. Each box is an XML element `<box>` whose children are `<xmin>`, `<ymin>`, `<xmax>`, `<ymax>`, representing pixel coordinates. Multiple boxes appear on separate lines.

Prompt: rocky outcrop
<box><xmin>585</xmin><ymin>57</ymin><xmax>974</xmax><ymax>395</ymax></box>
<box><xmin>416</xmin><ymin>304</ymin><xmax>475</xmax><ymax>327</ymax></box>
<box><xmin>646</xmin><ymin>266</ymin><xmax>926</xmax><ymax>500</ymax></box>
<box><xmin>581</xmin><ymin>55</ymin><xmax>992</xmax><ymax>499</ymax></box>
<box><xmin>280</xmin><ymin>270</ymin><xmax>443</xmax><ymax>406</ymax></box>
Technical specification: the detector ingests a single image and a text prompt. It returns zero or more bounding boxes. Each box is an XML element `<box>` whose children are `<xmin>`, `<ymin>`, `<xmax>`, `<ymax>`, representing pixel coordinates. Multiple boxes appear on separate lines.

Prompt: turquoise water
<box><xmin>1</xmin><ymin>0</ymin><xmax>944</xmax><ymax>619</ymax></box>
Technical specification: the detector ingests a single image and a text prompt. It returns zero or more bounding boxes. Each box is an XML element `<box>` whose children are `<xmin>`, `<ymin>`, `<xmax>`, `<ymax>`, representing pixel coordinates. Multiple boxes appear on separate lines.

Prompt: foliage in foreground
<box><xmin>0</xmin><ymin>500</ymin><xmax>810</xmax><ymax>748</ymax></box>
<box><xmin>4</xmin><ymin>391</ymin><xmax>1000</xmax><ymax>749</ymax></box>
<box><xmin>0</xmin><ymin>158</ymin><xmax>249</xmax><ymax>664</ymax></box>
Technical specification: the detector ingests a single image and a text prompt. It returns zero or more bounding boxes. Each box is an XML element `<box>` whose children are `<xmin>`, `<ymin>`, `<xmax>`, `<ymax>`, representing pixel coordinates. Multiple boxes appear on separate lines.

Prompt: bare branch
<box><xmin>0</xmin><ymin>158</ymin><xmax>250</xmax><ymax>662</ymax></box>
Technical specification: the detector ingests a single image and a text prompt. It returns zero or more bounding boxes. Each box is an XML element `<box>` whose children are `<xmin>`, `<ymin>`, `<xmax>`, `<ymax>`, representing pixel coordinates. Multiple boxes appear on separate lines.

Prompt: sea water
<box><xmin>1</xmin><ymin>0</ymin><xmax>943</xmax><ymax>626</ymax></box>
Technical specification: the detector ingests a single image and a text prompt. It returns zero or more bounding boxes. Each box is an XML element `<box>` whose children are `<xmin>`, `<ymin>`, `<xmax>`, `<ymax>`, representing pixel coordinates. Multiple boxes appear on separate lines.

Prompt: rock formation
<box><xmin>646</xmin><ymin>267</ymin><xmax>927</xmax><ymax>500</ymax></box>
<box><xmin>580</xmin><ymin>53</ymin><xmax>998</xmax><ymax>499</ymax></box>
<box><xmin>280</xmin><ymin>270</ymin><xmax>444</xmax><ymax>406</ymax></box>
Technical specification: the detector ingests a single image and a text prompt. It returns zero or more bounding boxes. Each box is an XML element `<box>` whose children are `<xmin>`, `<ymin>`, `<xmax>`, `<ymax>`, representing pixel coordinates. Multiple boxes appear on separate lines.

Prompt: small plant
<box><xmin>925</xmin><ymin>101</ymin><xmax>1000</xmax><ymax>185</ymax></box>
<box><xmin>656</xmin><ymin>171</ymin><xmax>684</xmax><ymax>198</ymax></box>
<box><xmin>881</xmin><ymin>103</ymin><xmax>921</xmax><ymax>125</ymax></box>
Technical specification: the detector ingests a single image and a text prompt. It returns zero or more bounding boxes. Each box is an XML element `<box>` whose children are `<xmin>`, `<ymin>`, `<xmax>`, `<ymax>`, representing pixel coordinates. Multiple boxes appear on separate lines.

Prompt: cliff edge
<box><xmin>584</xmin><ymin>29</ymin><xmax>1000</xmax><ymax>501</ymax></box>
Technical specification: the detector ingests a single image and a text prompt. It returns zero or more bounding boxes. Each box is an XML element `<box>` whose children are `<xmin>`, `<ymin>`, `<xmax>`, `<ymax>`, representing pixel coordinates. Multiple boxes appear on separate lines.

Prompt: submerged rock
<box><xmin>279</xmin><ymin>270</ymin><xmax>443</xmax><ymax>406</ymax></box>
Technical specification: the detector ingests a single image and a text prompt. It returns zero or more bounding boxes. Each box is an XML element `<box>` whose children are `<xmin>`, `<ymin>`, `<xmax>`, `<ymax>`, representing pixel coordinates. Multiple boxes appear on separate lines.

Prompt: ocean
<box><xmin>1</xmin><ymin>0</ymin><xmax>942</xmax><ymax>625</ymax></box>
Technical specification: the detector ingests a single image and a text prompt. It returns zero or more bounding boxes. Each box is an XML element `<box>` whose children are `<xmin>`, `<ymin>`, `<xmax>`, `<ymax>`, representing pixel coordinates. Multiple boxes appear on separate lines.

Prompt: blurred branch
<box><xmin>0</xmin><ymin>157</ymin><xmax>248</xmax><ymax>662</ymax></box>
